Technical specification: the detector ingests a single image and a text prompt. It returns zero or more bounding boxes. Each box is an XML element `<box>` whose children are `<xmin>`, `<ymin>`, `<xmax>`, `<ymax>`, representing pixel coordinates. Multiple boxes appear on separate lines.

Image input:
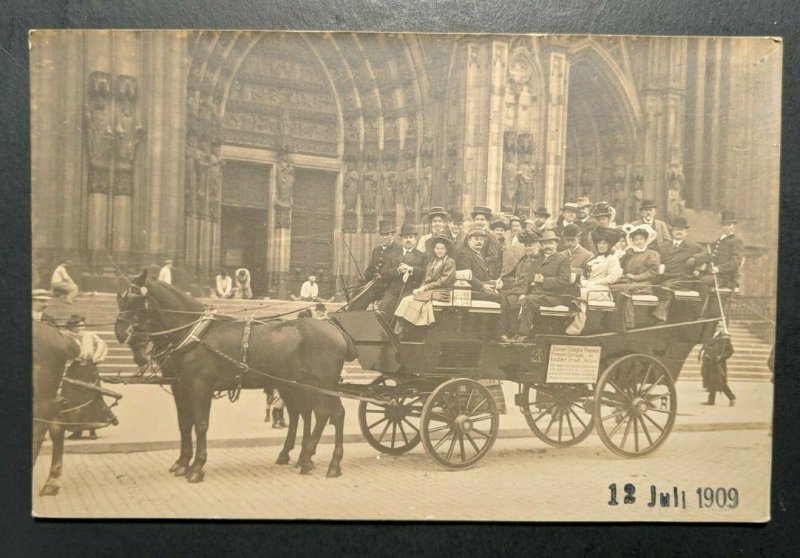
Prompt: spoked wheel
<box><xmin>519</xmin><ymin>383</ymin><xmax>595</xmax><ymax>447</ymax></box>
<box><xmin>594</xmin><ymin>354</ymin><xmax>677</xmax><ymax>458</ymax></box>
<box><xmin>358</xmin><ymin>376</ymin><xmax>423</xmax><ymax>455</ymax></box>
<box><xmin>420</xmin><ymin>378</ymin><xmax>500</xmax><ymax>470</ymax></box>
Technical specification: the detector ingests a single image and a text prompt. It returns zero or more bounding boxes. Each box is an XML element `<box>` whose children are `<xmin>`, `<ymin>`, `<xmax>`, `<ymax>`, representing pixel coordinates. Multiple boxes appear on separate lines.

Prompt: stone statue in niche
<box><xmin>85</xmin><ymin>71</ymin><xmax>113</xmax><ymax>195</ymax></box>
<box><xmin>114</xmin><ymin>75</ymin><xmax>144</xmax><ymax>196</ymax></box>
<box><xmin>515</xmin><ymin>133</ymin><xmax>535</xmax><ymax>211</ymax></box>
<box><xmin>419</xmin><ymin>163</ymin><xmax>433</xmax><ymax>213</ymax></box>
<box><xmin>665</xmin><ymin>143</ymin><xmax>686</xmax><ymax>221</ymax></box>
<box><xmin>184</xmin><ymin>140</ymin><xmax>198</xmax><ymax>216</ymax></box>
<box><xmin>343</xmin><ymin>162</ymin><xmax>359</xmax><ymax>232</ymax></box>
<box><xmin>402</xmin><ymin>164</ymin><xmax>417</xmax><ymax>222</ymax></box>
<box><xmin>275</xmin><ymin>154</ymin><xmax>294</xmax><ymax>229</ymax></box>
<box><xmin>501</xmin><ymin>131</ymin><xmax>518</xmax><ymax>212</ymax></box>
<box><xmin>208</xmin><ymin>144</ymin><xmax>225</xmax><ymax>202</ymax></box>
<box><xmin>362</xmin><ymin>162</ymin><xmax>379</xmax><ymax>217</ymax></box>
<box><xmin>380</xmin><ymin>165</ymin><xmax>397</xmax><ymax>218</ymax></box>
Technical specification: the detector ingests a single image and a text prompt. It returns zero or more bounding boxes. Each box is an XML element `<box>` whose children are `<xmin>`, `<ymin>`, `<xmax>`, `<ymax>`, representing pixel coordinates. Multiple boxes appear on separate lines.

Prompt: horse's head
<box><xmin>115</xmin><ymin>269</ymin><xmax>158</xmax><ymax>366</ymax></box>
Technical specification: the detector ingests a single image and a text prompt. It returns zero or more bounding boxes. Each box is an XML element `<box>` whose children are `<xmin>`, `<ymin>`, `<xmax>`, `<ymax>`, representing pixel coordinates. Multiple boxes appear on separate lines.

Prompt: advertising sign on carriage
<box><xmin>546</xmin><ymin>345</ymin><xmax>603</xmax><ymax>383</ymax></box>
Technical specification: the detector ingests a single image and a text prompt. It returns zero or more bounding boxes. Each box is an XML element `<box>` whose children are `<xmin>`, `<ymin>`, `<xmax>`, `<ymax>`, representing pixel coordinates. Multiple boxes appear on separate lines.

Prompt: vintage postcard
<box><xmin>31</xmin><ymin>31</ymin><xmax>779</xmax><ymax>521</ymax></box>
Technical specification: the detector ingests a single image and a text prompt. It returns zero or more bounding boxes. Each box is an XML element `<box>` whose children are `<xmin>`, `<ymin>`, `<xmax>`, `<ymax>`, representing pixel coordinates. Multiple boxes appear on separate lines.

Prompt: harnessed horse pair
<box><xmin>114</xmin><ymin>270</ymin><xmax>358</xmax><ymax>482</ymax></box>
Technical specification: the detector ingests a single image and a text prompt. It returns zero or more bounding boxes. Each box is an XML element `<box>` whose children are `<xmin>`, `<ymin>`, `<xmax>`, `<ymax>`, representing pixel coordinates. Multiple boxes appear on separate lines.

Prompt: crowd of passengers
<box><xmin>350</xmin><ymin>199</ymin><xmax>743</xmax><ymax>342</ymax></box>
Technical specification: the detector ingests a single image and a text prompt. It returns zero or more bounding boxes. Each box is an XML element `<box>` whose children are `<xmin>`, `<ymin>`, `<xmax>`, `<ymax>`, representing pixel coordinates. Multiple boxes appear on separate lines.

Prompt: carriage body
<box><xmin>333</xmin><ymin>286</ymin><xmax>722</xmax><ymax>469</ymax></box>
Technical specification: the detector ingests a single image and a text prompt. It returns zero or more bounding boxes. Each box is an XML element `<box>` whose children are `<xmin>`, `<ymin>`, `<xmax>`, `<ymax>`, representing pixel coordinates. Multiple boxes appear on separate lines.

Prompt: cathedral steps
<box><xmin>43</xmin><ymin>294</ymin><xmax>773</xmax><ymax>383</ymax></box>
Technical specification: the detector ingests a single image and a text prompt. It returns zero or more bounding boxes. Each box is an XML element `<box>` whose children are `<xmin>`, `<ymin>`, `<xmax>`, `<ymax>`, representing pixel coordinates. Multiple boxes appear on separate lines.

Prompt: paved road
<box><xmin>33</xmin><ymin>429</ymin><xmax>770</xmax><ymax>522</ymax></box>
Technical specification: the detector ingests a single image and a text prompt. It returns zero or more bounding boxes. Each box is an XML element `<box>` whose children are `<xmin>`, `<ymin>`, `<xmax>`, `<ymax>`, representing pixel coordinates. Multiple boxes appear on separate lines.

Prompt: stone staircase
<box><xmin>43</xmin><ymin>293</ymin><xmax>773</xmax><ymax>383</ymax></box>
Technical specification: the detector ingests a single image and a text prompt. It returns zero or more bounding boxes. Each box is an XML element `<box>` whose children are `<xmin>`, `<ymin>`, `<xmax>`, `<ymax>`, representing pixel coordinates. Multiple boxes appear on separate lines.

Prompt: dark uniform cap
<box><xmin>640</xmin><ymin>199</ymin><xmax>657</xmax><ymax>209</ymax></box>
<box><xmin>378</xmin><ymin>220</ymin><xmax>396</xmax><ymax>234</ymax></box>
<box><xmin>670</xmin><ymin>216</ymin><xmax>690</xmax><ymax>228</ymax></box>
<box><xmin>719</xmin><ymin>211</ymin><xmax>738</xmax><ymax>224</ymax></box>
<box><xmin>448</xmin><ymin>208</ymin><xmax>464</xmax><ymax>224</ymax></box>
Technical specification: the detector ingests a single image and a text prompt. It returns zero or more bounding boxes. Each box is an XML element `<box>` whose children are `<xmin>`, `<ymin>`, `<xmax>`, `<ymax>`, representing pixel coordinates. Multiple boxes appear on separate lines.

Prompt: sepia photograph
<box><xmin>30</xmin><ymin>30</ymin><xmax>780</xmax><ymax>521</ymax></box>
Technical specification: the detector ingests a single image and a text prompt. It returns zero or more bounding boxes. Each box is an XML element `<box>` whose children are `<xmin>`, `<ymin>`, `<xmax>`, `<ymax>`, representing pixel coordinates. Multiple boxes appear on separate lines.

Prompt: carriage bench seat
<box><xmin>621</xmin><ymin>293</ymin><xmax>659</xmax><ymax>306</ymax></box>
<box><xmin>673</xmin><ymin>289</ymin><xmax>702</xmax><ymax>302</ymax></box>
<box><xmin>587</xmin><ymin>299</ymin><xmax>617</xmax><ymax>311</ymax></box>
<box><xmin>432</xmin><ymin>298</ymin><xmax>502</xmax><ymax>314</ymax></box>
<box><xmin>539</xmin><ymin>305</ymin><xmax>571</xmax><ymax>317</ymax></box>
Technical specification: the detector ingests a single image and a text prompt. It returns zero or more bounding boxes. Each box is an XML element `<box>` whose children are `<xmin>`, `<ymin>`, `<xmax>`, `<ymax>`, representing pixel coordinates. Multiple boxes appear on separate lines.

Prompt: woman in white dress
<box><xmin>566</xmin><ymin>227</ymin><xmax>623</xmax><ymax>335</ymax></box>
<box><xmin>393</xmin><ymin>234</ymin><xmax>457</xmax><ymax>329</ymax></box>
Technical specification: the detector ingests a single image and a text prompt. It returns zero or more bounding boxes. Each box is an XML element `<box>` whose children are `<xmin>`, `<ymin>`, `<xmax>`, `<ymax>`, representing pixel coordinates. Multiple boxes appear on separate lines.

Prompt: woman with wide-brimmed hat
<box><xmin>393</xmin><ymin>233</ymin><xmax>457</xmax><ymax>330</ymax></box>
<box><xmin>566</xmin><ymin>227</ymin><xmax>623</xmax><ymax>335</ymax></box>
<box><xmin>613</xmin><ymin>223</ymin><xmax>661</xmax><ymax>329</ymax></box>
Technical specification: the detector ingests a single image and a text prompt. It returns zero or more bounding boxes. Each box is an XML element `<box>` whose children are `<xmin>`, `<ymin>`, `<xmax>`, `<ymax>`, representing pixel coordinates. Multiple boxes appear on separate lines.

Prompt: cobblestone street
<box><xmin>33</xmin><ymin>429</ymin><xmax>770</xmax><ymax>522</ymax></box>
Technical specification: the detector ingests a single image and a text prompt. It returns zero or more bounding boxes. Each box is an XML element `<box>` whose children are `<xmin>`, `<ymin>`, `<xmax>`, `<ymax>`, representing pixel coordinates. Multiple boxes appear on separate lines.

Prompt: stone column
<box><xmin>486</xmin><ymin>40</ymin><xmax>509</xmax><ymax>212</ymax></box>
<box><xmin>111</xmin><ymin>31</ymin><xmax>143</xmax><ymax>268</ymax></box>
<box><xmin>85</xmin><ymin>31</ymin><xmax>113</xmax><ymax>270</ymax></box>
<box><xmin>543</xmin><ymin>49</ymin><xmax>569</xmax><ymax>214</ymax></box>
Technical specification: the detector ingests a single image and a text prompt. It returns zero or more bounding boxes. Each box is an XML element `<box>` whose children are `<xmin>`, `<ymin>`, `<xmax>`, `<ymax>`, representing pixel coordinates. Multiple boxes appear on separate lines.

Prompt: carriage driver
<box><xmin>349</xmin><ymin>220</ymin><xmax>403</xmax><ymax>311</ymax></box>
<box><xmin>512</xmin><ymin>230</ymin><xmax>572</xmax><ymax>343</ymax></box>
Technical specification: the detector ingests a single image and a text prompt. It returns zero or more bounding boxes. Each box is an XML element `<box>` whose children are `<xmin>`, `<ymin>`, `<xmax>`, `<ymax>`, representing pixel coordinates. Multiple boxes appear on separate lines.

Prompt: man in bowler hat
<box><xmin>632</xmin><ymin>199</ymin><xmax>671</xmax><ymax>248</ymax></box>
<box><xmin>379</xmin><ymin>223</ymin><xmax>427</xmax><ymax>316</ymax></box>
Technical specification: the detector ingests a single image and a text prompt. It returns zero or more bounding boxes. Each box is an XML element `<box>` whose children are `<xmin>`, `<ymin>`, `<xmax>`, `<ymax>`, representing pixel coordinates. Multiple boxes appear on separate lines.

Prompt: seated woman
<box><xmin>393</xmin><ymin>234</ymin><xmax>457</xmax><ymax>333</ymax></box>
<box><xmin>215</xmin><ymin>269</ymin><xmax>234</xmax><ymax>299</ymax></box>
<box><xmin>566</xmin><ymin>227</ymin><xmax>623</xmax><ymax>335</ymax></box>
<box><xmin>612</xmin><ymin>223</ymin><xmax>661</xmax><ymax>329</ymax></box>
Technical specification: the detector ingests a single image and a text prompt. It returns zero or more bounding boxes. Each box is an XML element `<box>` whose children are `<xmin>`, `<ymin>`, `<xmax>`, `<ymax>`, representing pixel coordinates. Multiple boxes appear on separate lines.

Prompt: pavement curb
<box><xmin>42</xmin><ymin>421</ymin><xmax>771</xmax><ymax>455</ymax></box>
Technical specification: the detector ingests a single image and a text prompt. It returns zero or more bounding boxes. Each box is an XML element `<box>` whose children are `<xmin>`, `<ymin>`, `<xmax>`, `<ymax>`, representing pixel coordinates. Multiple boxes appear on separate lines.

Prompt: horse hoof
<box><xmin>39</xmin><ymin>484</ymin><xmax>60</xmax><ymax>497</ymax></box>
<box><xmin>187</xmin><ymin>470</ymin><xmax>205</xmax><ymax>483</ymax></box>
<box><xmin>299</xmin><ymin>462</ymin><xmax>315</xmax><ymax>475</ymax></box>
<box><xmin>172</xmin><ymin>465</ymin><xmax>188</xmax><ymax>477</ymax></box>
<box><xmin>326</xmin><ymin>466</ymin><xmax>342</xmax><ymax>479</ymax></box>
<box><xmin>275</xmin><ymin>454</ymin><xmax>290</xmax><ymax>466</ymax></box>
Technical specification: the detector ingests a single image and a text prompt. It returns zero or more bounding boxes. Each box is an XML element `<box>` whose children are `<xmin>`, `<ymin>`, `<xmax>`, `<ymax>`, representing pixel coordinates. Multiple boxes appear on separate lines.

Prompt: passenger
<box><xmin>585</xmin><ymin>202</ymin><xmax>615</xmax><ymax>253</ymax></box>
<box><xmin>447</xmin><ymin>207</ymin><xmax>465</xmax><ymax>248</ymax></box>
<box><xmin>559</xmin><ymin>224</ymin><xmax>594</xmax><ymax>284</ymax></box>
<box><xmin>455</xmin><ymin>227</ymin><xmax>509</xmax><ymax>341</ymax></box>
<box><xmin>501</xmin><ymin>215</ymin><xmax>527</xmax><ymax>278</ymax></box>
<box><xmin>565</xmin><ymin>227</ymin><xmax>623</xmax><ymax>335</ymax></box>
<box><xmin>529</xmin><ymin>206</ymin><xmax>553</xmax><ymax>235</ymax></box>
<box><xmin>379</xmin><ymin>223</ymin><xmax>426</xmax><ymax>316</ymax></box>
<box><xmin>614</xmin><ymin>223</ymin><xmax>661</xmax><ymax>329</ymax></box>
<box><xmin>576</xmin><ymin>196</ymin><xmax>597</xmax><ymax>251</ymax></box>
<box><xmin>513</xmin><ymin>230</ymin><xmax>572</xmax><ymax>343</ymax></box>
<box><xmin>416</xmin><ymin>207</ymin><xmax>450</xmax><ymax>252</ymax></box>
<box><xmin>631</xmin><ymin>199</ymin><xmax>671</xmax><ymax>249</ymax></box>
<box><xmin>463</xmin><ymin>206</ymin><xmax>502</xmax><ymax>280</ymax></box>
<box><xmin>393</xmin><ymin>234</ymin><xmax>457</xmax><ymax>332</ymax></box>
<box><xmin>552</xmin><ymin>202</ymin><xmax>579</xmax><ymax>245</ymax></box>
<box><xmin>498</xmin><ymin>230</ymin><xmax>540</xmax><ymax>341</ymax></box>
<box><xmin>652</xmin><ymin>216</ymin><xmax>705</xmax><ymax>322</ymax></box>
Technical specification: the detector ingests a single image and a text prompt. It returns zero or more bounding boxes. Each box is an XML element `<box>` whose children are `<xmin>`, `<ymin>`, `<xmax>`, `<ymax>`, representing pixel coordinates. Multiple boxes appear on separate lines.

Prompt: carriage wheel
<box><xmin>420</xmin><ymin>378</ymin><xmax>500</xmax><ymax>470</ymax></box>
<box><xmin>519</xmin><ymin>383</ymin><xmax>595</xmax><ymax>447</ymax></box>
<box><xmin>358</xmin><ymin>376</ymin><xmax>423</xmax><ymax>455</ymax></box>
<box><xmin>594</xmin><ymin>354</ymin><xmax>677</xmax><ymax>458</ymax></box>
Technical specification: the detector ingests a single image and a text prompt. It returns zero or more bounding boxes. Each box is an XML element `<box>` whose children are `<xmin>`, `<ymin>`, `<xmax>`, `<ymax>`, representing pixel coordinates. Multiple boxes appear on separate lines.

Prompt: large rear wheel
<box><xmin>420</xmin><ymin>378</ymin><xmax>500</xmax><ymax>470</ymax></box>
<box><xmin>594</xmin><ymin>354</ymin><xmax>677</xmax><ymax>458</ymax></box>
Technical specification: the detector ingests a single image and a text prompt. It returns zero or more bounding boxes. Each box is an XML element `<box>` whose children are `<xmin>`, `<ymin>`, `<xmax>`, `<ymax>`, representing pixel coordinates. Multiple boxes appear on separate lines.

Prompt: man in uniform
<box><xmin>417</xmin><ymin>207</ymin><xmax>450</xmax><ymax>252</ymax></box>
<box><xmin>576</xmin><ymin>197</ymin><xmax>598</xmax><ymax>251</ymax></box>
<box><xmin>652</xmin><ymin>215</ymin><xmax>705</xmax><ymax>321</ymax></box>
<box><xmin>379</xmin><ymin>223</ymin><xmax>427</xmax><ymax>316</ymax></box>
<box><xmin>695</xmin><ymin>211</ymin><xmax>744</xmax><ymax>291</ymax></box>
<box><xmin>456</xmin><ymin>227</ymin><xmax>508</xmax><ymax>340</ymax></box>
<box><xmin>350</xmin><ymin>220</ymin><xmax>403</xmax><ymax>311</ymax></box>
<box><xmin>632</xmin><ymin>199</ymin><xmax>671</xmax><ymax>248</ymax></box>
<box><xmin>514</xmin><ymin>230</ymin><xmax>572</xmax><ymax>342</ymax></box>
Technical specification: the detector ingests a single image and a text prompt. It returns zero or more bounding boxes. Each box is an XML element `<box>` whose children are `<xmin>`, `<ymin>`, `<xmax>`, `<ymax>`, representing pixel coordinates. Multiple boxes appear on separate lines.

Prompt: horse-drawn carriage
<box><xmin>332</xmin><ymin>276</ymin><xmax>723</xmax><ymax>469</ymax></box>
<box><xmin>32</xmin><ymin>267</ymin><xmax>725</xmax><ymax>492</ymax></box>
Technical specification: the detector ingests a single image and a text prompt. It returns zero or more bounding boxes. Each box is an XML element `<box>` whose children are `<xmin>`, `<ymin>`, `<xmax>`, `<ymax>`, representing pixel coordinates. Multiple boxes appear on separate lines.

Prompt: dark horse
<box><xmin>115</xmin><ymin>271</ymin><xmax>357</xmax><ymax>482</ymax></box>
<box><xmin>33</xmin><ymin>321</ymin><xmax>80</xmax><ymax>496</ymax></box>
